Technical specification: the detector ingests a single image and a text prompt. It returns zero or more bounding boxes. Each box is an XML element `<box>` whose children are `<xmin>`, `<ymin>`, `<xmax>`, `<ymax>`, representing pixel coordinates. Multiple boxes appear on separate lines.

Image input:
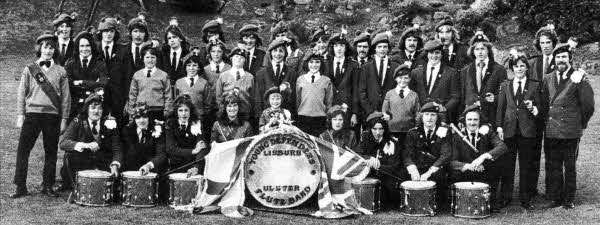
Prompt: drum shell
<box><xmin>351</xmin><ymin>179</ymin><xmax>381</xmax><ymax>212</ymax></box>
<box><xmin>400</xmin><ymin>181</ymin><xmax>437</xmax><ymax>216</ymax></box>
<box><xmin>168</xmin><ymin>174</ymin><xmax>203</xmax><ymax>207</ymax></box>
<box><xmin>74</xmin><ymin>170</ymin><xmax>113</xmax><ymax>207</ymax></box>
<box><xmin>121</xmin><ymin>172</ymin><xmax>158</xmax><ymax>207</ymax></box>
<box><xmin>451</xmin><ymin>182</ymin><xmax>490</xmax><ymax>219</ymax></box>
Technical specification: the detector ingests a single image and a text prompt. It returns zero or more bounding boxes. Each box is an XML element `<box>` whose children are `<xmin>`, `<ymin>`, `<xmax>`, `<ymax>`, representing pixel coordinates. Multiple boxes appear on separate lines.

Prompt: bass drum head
<box><xmin>401</xmin><ymin>181</ymin><xmax>436</xmax><ymax>190</ymax></box>
<box><xmin>454</xmin><ymin>182</ymin><xmax>488</xmax><ymax>189</ymax></box>
<box><xmin>122</xmin><ymin>171</ymin><xmax>157</xmax><ymax>179</ymax></box>
<box><xmin>244</xmin><ymin>131</ymin><xmax>321</xmax><ymax>208</ymax></box>
<box><xmin>77</xmin><ymin>170</ymin><xmax>111</xmax><ymax>178</ymax></box>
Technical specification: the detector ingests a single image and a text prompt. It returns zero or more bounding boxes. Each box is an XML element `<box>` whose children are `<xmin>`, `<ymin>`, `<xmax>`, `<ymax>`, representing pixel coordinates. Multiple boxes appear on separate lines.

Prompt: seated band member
<box><xmin>403</xmin><ymin>102</ymin><xmax>452</xmax><ymax>208</ymax></box>
<box><xmin>259</xmin><ymin>86</ymin><xmax>292</xmax><ymax>133</ymax></box>
<box><xmin>450</xmin><ymin>104</ymin><xmax>508</xmax><ymax>212</ymax></box>
<box><xmin>357</xmin><ymin>112</ymin><xmax>405</xmax><ymax>209</ymax></box>
<box><xmin>122</xmin><ymin>104</ymin><xmax>166</xmax><ymax>173</ymax></box>
<box><xmin>58</xmin><ymin>94</ymin><xmax>122</xmax><ymax>191</ymax></box>
<box><xmin>319</xmin><ymin>105</ymin><xmax>358</xmax><ymax>150</ymax></box>
<box><xmin>211</xmin><ymin>92</ymin><xmax>254</xmax><ymax>144</ymax></box>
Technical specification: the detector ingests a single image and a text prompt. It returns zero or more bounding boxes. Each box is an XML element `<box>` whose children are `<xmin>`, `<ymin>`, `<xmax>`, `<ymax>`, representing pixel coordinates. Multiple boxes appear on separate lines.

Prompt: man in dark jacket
<box><xmin>391</xmin><ymin>25</ymin><xmax>425</xmax><ymax>70</ymax></box>
<box><xmin>239</xmin><ymin>24</ymin><xmax>266</xmax><ymax>76</ymax></box>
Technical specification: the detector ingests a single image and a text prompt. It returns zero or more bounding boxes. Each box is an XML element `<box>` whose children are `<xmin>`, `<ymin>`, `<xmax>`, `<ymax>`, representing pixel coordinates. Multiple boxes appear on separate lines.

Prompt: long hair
<box><xmin>217</xmin><ymin>92</ymin><xmax>246</xmax><ymax>123</ymax></box>
<box><xmin>467</xmin><ymin>41</ymin><xmax>495</xmax><ymax>62</ymax></box>
<box><xmin>36</xmin><ymin>39</ymin><xmax>59</xmax><ymax>59</ymax></box>
<box><xmin>302</xmin><ymin>54</ymin><xmax>325</xmax><ymax>74</ymax></box>
<box><xmin>327</xmin><ymin>37</ymin><xmax>355</xmax><ymax>59</ymax></box>
<box><xmin>508</xmin><ymin>55</ymin><xmax>530</xmax><ymax>71</ymax></box>
<box><xmin>398</xmin><ymin>32</ymin><xmax>424</xmax><ymax>52</ymax></box>
<box><xmin>96</xmin><ymin>28</ymin><xmax>121</xmax><ymax>43</ymax></box>
<box><xmin>533</xmin><ymin>31</ymin><xmax>558</xmax><ymax>52</ymax></box>
<box><xmin>435</xmin><ymin>25</ymin><xmax>461</xmax><ymax>43</ymax></box>
<box><xmin>170</xmin><ymin>94</ymin><xmax>199</xmax><ymax>122</ymax></box>
<box><xmin>202</xmin><ymin>26</ymin><xmax>225</xmax><ymax>43</ymax></box>
<box><xmin>366</xmin><ymin>117</ymin><xmax>391</xmax><ymax>142</ymax></box>
<box><xmin>73</xmin><ymin>34</ymin><xmax>99</xmax><ymax>58</ymax></box>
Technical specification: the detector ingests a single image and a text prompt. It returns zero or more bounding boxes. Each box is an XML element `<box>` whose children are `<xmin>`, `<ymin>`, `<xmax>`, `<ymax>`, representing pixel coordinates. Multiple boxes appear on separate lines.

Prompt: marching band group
<box><xmin>11</xmin><ymin>11</ymin><xmax>595</xmax><ymax>214</ymax></box>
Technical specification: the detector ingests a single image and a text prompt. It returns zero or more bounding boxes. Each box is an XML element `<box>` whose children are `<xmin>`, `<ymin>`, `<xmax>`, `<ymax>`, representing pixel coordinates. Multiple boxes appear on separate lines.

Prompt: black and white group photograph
<box><xmin>1</xmin><ymin>0</ymin><xmax>599</xmax><ymax>224</ymax></box>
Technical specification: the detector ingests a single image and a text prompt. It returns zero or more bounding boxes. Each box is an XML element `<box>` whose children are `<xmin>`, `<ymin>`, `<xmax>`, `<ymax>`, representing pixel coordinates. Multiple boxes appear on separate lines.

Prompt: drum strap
<box><xmin>216</xmin><ymin>121</ymin><xmax>228</xmax><ymax>142</ymax></box>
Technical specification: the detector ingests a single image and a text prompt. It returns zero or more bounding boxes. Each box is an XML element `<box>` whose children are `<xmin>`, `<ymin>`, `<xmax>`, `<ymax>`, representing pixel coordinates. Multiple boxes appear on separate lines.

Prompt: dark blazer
<box><xmin>121</xmin><ymin>42</ymin><xmax>146</xmax><ymax>95</ymax></box>
<box><xmin>450</xmin><ymin>129</ymin><xmax>508</xmax><ymax>171</ymax></box>
<box><xmin>158</xmin><ymin>46</ymin><xmax>190</xmax><ymax>83</ymax></box>
<box><xmin>98</xmin><ymin>43</ymin><xmax>129</xmax><ymax>119</ymax></box>
<box><xmin>496</xmin><ymin>79</ymin><xmax>543</xmax><ymax>138</ymax></box>
<box><xmin>324</xmin><ymin>58</ymin><xmax>359</xmax><ymax>113</ymax></box>
<box><xmin>59</xmin><ymin>117</ymin><xmax>122</xmax><ymax>164</ymax></box>
<box><xmin>391</xmin><ymin>50</ymin><xmax>425</xmax><ymax>69</ymax></box>
<box><xmin>121</xmin><ymin>123</ymin><xmax>167</xmax><ymax>171</ymax></box>
<box><xmin>461</xmin><ymin>60</ymin><xmax>508</xmax><ymax>126</ymax></box>
<box><xmin>358</xmin><ymin>59</ymin><xmax>400</xmax><ymax>115</ymax></box>
<box><xmin>403</xmin><ymin>126</ymin><xmax>452</xmax><ymax>169</ymax></box>
<box><xmin>64</xmin><ymin>56</ymin><xmax>109</xmax><ymax>114</ymax></box>
<box><xmin>444</xmin><ymin>42</ymin><xmax>471</xmax><ymax>71</ymax></box>
<box><xmin>411</xmin><ymin>64</ymin><xmax>460</xmax><ymax>115</ymax></box>
<box><xmin>528</xmin><ymin>55</ymin><xmax>555</xmax><ymax>81</ymax></box>
<box><xmin>254</xmin><ymin>62</ymin><xmax>298</xmax><ymax>117</ymax></box>
<box><xmin>352</xmin><ymin>56</ymin><xmax>372</xmax><ymax>116</ymax></box>
<box><xmin>357</xmin><ymin>132</ymin><xmax>403</xmax><ymax>177</ymax></box>
<box><xmin>542</xmin><ymin>69</ymin><xmax>595</xmax><ymax>139</ymax></box>
<box><xmin>245</xmin><ymin>48</ymin><xmax>266</xmax><ymax>76</ymax></box>
<box><xmin>164</xmin><ymin>119</ymin><xmax>207</xmax><ymax>168</ymax></box>
<box><xmin>56</xmin><ymin>40</ymin><xmax>75</xmax><ymax>66</ymax></box>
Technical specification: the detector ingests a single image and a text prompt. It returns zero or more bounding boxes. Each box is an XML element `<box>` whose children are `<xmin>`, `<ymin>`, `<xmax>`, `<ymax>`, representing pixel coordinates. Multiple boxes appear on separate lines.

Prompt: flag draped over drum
<box><xmin>174</xmin><ymin>126</ymin><xmax>370</xmax><ymax>218</ymax></box>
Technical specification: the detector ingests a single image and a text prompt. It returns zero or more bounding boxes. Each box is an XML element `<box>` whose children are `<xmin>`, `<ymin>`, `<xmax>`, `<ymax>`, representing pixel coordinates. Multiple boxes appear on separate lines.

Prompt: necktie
<box><xmin>559</xmin><ymin>72</ymin><xmax>565</xmax><ymax>85</ymax></box>
<box><xmin>399</xmin><ymin>89</ymin><xmax>404</xmax><ymax>98</ymax></box>
<box><xmin>275</xmin><ymin>63</ymin><xmax>281</xmax><ymax>79</ymax></box>
<box><xmin>477</xmin><ymin>61</ymin><xmax>485</xmax><ymax>92</ymax></box>
<box><xmin>427</xmin><ymin>129</ymin><xmax>433</xmax><ymax>141</ymax></box>
<box><xmin>516</xmin><ymin>80</ymin><xmax>523</xmax><ymax>105</ymax></box>
<box><xmin>82</xmin><ymin>58</ymin><xmax>88</xmax><ymax>70</ymax></box>
<box><xmin>92</xmin><ymin>121</ymin><xmax>98</xmax><ymax>135</ymax></box>
<box><xmin>39</xmin><ymin>60</ymin><xmax>51</xmax><ymax>68</ymax></box>
<box><xmin>544</xmin><ymin>56</ymin><xmax>551</xmax><ymax>74</ymax></box>
<box><xmin>443</xmin><ymin>47</ymin><xmax>450</xmax><ymax>62</ymax></box>
<box><xmin>180</xmin><ymin>124</ymin><xmax>186</xmax><ymax>131</ymax></box>
<box><xmin>470</xmin><ymin>132</ymin><xmax>476</xmax><ymax>147</ymax></box>
<box><xmin>311</xmin><ymin>74</ymin><xmax>315</xmax><ymax>83</ymax></box>
<box><xmin>172</xmin><ymin>52</ymin><xmax>178</xmax><ymax>70</ymax></box>
<box><xmin>61</xmin><ymin>44</ymin><xmax>66</xmax><ymax>57</ymax></box>
<box><xmin>236</xmin><ymin>71</ymin><xmax>241</xmax><ymax>81</ymax></box>
<box><xmin>147</xmin><ymin>70</ymin><xmax>151</xmax><ymax>78</ymax></box>
<box><xmin>427</xmin><ymin>66</ymin><xmax>435</xmax><ymax>93</ymax></box>
<box><xmin>105</xmin><ymin>46</ymin><xmax>110</xmax><ymax>61</ymax></box>
<box><xmin>335</xmin><ymin>61</ymin><xmax>341</xmax><ymax>78</ymax></box>
<box><xmin>215</xmin><ymin>64</ymin><xmax>221</xmax><ymax>73</ymax></box>
<box><xmin>378</xmin><ymin>58</ymin><xmax>385</xmax><ymax>78</ymax></box>
<box><xmin>135</xmin><ymin>44</ymin><xmax>141</xmax><ymax>65</ymax></box>
<box><xmin>190</xmin><ymin>77</ymin><xmax>195</xmax><ymax>87</ymax></box>
<box><xmin>360</xmin><ymin>59</ymin><xmax>365</xmax><ymax>66</ymax></box>
<box><xmin>139</xmin><ymin>129</ymin><xmax>147</xmax><ymax>143</ymax></box>
<box><xmin>408</xmin><ymin>54</ymin><xmax>413</xmax><ymax>61</ymax></box>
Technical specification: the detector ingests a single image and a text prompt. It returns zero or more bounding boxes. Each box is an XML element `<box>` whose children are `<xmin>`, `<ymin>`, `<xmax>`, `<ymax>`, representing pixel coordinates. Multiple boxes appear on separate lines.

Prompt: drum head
<box><xmin>169</xmin><ymin>173</ymin><xmax>203</xmax><ymax>181</ymax></box>
<box><xmin>401</xmin><ymin>181</ymin><xmax>436</xmax><ymax>190</ymax></box>
<box><xmin>77</xmin><ymin>170</ymin><xmax>111</xmax><ymax>178</ymax></box>
<box><xmin>122</xmin><ymin>171</ymin><xmax>157</xmax><ymax>179</ymax></box>
<box><xmin>244</xmin><ymin>131</ymin><xmax>321</xmax><ymax>208</ymax></box>
<box><xmin>454</xmin><ymin>182</ymin><xmax>488</xmax><ymax>189</ymax></box>
<box><xmin>352</xmin><ymin>177</ymin><xmax>381</xmax><ymax>185</ymax></box>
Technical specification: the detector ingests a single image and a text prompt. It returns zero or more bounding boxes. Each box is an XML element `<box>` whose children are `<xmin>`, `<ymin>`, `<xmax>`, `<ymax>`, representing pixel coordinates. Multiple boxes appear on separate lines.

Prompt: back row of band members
<box><xmin>13</xmin><ymin>13</ymin><xmax>593</xmax><ymax>210</ymax></box>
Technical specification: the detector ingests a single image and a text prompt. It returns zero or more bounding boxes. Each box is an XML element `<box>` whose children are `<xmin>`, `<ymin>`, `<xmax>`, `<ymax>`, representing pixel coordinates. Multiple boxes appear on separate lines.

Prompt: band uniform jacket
<box><xmin>358</xmin><ymin>59</ymin><xmax>400</xmax><ymax>115</ymax></box>
<box><xmin>245</xmin><ymin>48</ymin><xmax>266</xmax><ymax>76</ymax></box>
<box><xmin>64</xmin><ymin>56</ymin><xmax>109</xmax><ymax>115</ymax></box>
<box><xmin>496</xmin><ymin>79</ymin><xmax>544</xmax><ymax>138</ymax></box>
<box><xmin>357</xmin><ymin>132</ymin><xmax>403</xmax><ymax>177</ymax></box>
<box><xmin>390</xmin><ymin>50</ymin><xmax>426</xmax><ymax>70</ymax></box>
<box><xmin>461</xmin><ymin>60</ymin><xmax>508</xmax><ymax>126</ymax></box>
<box><xmin>324</xmin><ymin>58</ymin><xmax>359</xmax><ymax>116</ymax></box>
<box><xmin>411</xmin><ymin>64</ymin><xmax>460</xmax><ymax>117</ymax></box>
<box><xmin>211</xmin><ymin>119</ymin><xmax>253</xmax><ymax>143</ymax></box>
<box><xmin>450</xmin><ymin>129</ymin><xmax>508</xmax><ymax>171</ymax></box>
<box><xmin>164</xmin><ymin>119</ymin><xmax>207</xmax><ymax>168</ymax></box>
<box><xmin>319</xmin><ymin>129</ymin><xmax>359</xmax><ymax>151</ymax></box>
<box><xmin>56</xmin><ymin>40</ymin><xmax>75</xmax><ymax>66</ymax></box>
<box><xmin>351</xmin><ymin>56</ymin><xmax>371</xmax><ymax>117</ymax></box>
<box><xmin>121</xmin><ymin>123</ymin><xmax>167</xmax><ymax>171</ymax></box>
<box><xmin>528</xmin><ymin>55</ymin><xmax>555</xmax><ymax>81</ymax></box>
<box><xmin>96</xmin><ymin>43</ymin><xmax>129</xmax><ymax>118</ymax></box>
<box><xmin>254</xmin><ymin>63</ymin><xmax>298</xmax><ymax>117</ymax></box>
<box><xmin>122</xmin><ymin>42</ymin><xmax>146</xmax><ymax>95</ymax></box>
<box><xmin>158</xmin><ymin>46</ymin><xmax>190</xmax><ymax>83</ymax></box>
<box><xmin>444</xmin><ymin>42</ymin><xmax>471</xmax><ymax>71</ymax></box>
<box><xmin>404</xmin><ymin>125</ymin><xmax>452</xmax><ymax>170</ymax></box>
<box><xmin>542</xmin><ymin>68</ymin><xmax>595</xmax><ymax>139</ymax></box>
<box><xmin>59</xmin><ymin>117</ymin><xmax>122</xmax><ymax>165</ymax></box>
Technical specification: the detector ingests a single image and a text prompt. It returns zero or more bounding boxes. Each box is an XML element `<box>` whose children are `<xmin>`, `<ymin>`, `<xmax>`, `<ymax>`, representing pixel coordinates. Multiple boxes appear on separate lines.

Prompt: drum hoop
<box><xmin>401</xmin><ymin>181</ymin><xmax>437</xmax><ymax>190</ymax></box>
<box><xmin>453</xmin><ymin>182</ymin><xmax>489</xmax><ymax>190</ymax></box>
<box><xmin>169</xmin><ymin>173</ymin><xmax>203</xmax><ymax>181</ymax></box>
<box><xmin>400</xmin><ymin>212</ymin><xmax>436</xmax><ymax>217</ymax></box>
<box><xmin>122</xmin><ymin>204</ymin><xmax>157</xmax><ymax>208</ymax></box>
<box><xmin>77</xmin><ymin>170</ymin><xmax>111</xmax><ymax>178</ymax></box>
<box><xmin>452</xmin><ymin>214</ymin><xmax>490</xmax><ymax>219</ymax></box>
<box><xmin>122</xmin><ymin>171</ymin><xmax>157</xmax><ymax>179</ymax></box>
<box><xmin>75</xmin><ymin>201</ymin><xmax>111</xmax><ymax>207</ymax></box>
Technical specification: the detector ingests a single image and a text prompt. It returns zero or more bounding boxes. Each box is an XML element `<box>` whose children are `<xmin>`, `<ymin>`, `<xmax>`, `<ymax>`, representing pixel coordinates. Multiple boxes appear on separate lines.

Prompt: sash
<box><xmin>27</xmin><ymin>62</ymin><xmax>61</xmax><ymax>110</ymax></box>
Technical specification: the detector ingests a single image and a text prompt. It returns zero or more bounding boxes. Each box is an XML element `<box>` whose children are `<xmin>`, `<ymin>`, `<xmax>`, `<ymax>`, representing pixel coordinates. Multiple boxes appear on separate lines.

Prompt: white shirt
<box><xmin>79</xmin><ymin>55</ymin><xmax>91</xmax><ymax>68</ymax></box>
<box><xmin>210</xmin><ymin>61</ymin><xmax>225</xmax><ymax>72</ymax></box>
<box><xmin>543</xmin><ymin>54</ymin><xmax>553</xmax><ymax>70</ymax></box>
<box><xmin>88</xmin><ymin>119</ymin><xmax>100</xmax><ymax>134</ymax></box>
<box><xmin>186</xmin><ymin>74</ymin><xmax>198</xmax><ymax>87</ymax></box>
<box><xmin>58</xmin><ymin>38</ymin><xmax>70</xmax><ymax>53</ymax></box>
<box><xmin>447</xmin><ymin>44</ymin><xmax>455</xmax><ymax>61</ymax></box>
<box><xmin>170</xmin><ymin>47</ymin><xmax>182</xmax><ymax>69</ymax></box>
<box><xmin>136</xmin><ymin>127</ymin><xmax>147</xmax><ymax>142</ymax></box>
<box><xmin>271</xmin><ymin>61</ymin><xmax>284</xmax><ymax>75</ymax></box>
<box><xmin>476</xmin><ymin>58</ymin><xmax>490</xmax><ymax>79</ymax></box>
<box><xmin>247</xmin><ymin>47</ymin><xmax>255</xmax><ymax>67</ymax></box>
<box><xmin>131</xmin><ymin>42</ymin><xmax>142</xmax><ymax>62</ymax></box>
<box><xmin>512</xmin><ymin>76</ymin><xmax>526</xmax><ymax>96</ymax></box>
<box><xmin>394</xmin><ymin>86</ymin><xmax>411</xmax><ymax>96</ymax></box>
<box><xmin>405</xmin><ymin>50</ymin><xmax>415</xmax><ymax>61</ymax></box>
<box><xmin>145</xmin><ymin>67</ymin><xmax>157</xmax><ymax>77</ymax></box>
<box><xmin>303</xmin><ymin>72</ymin><xmax>322</xmax><ymax>83</ymax></box>
<box><xmin>374</xmin><ymin>55</ymin><xmax>389</xmax><ymax>86</ymax></box>
<box><xmin>426</xmin><ymin>62</ymin><xmax>441</xmax><ymax>93</ymax></box>
<box><xmin>102</xmin><ymin>41</ymin><xmax>114</xmax><ymax>59</ymax></box>
<box><xmin>424</xmin><ymin>126</ymin><xmax>436</xmax><ymax>139</ymax></box>
<box><xmin>333</xmin><ymin>57</ymin><xmax>345</xmax><ymax>76</ymax></box>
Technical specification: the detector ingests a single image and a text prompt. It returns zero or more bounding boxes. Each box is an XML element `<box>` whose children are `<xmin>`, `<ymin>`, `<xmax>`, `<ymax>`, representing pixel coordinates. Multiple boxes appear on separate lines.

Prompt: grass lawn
<box><xmin>1</xmin><ymin>55</ymin><xmax>600</xmax><ymax>225</ymax></box>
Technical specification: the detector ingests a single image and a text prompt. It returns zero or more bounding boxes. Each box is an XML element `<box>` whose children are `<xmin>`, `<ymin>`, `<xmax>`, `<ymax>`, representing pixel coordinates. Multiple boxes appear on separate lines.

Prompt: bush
<box><xmin>454</xmin><ymin>8</ymin><xmax>484</xmax><ymax>42</ymax></box>
<box><xmin>510</xmin><ymin>0</ymin><xmax>600</xmax><ymax>43</ymax></box>
<box><xmin>389</xmin><ymin>0</ymin><xmax>433</xmax><ymax>26</ymax></box>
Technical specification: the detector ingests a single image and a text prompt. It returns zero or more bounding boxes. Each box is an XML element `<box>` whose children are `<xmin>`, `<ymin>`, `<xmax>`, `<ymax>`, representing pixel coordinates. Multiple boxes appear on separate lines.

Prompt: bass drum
<box><xmin>244</xmin><ymin>131</ymin><xmax>321</xmax><ymax>208</ymax></box>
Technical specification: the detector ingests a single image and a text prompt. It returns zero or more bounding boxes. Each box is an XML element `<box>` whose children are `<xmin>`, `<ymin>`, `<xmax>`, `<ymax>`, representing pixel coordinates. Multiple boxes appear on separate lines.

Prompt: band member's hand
<box><xmin>496</xmin><ymin>127</ymin><xmax>504</xmax><ymax>140</ymax></box>
<box><xmin>420</xmin><ymin>172</ymin><xmax>431</xmax><ymax>181</ymax></box>
<box><xmin>407</xmin><ymin>165</ymin><xmax>420</xmax><ymax>181</ymax></box>
<box><xmin>369</xmin><ymin>157</ymin><xmax>380</xmax><ymax>170</ymax></box>
<box><xmin>187</xmin><ymin>167</ymin><xmax>199</xmax><ymax>178</ymax></box>
<box><xmin>403</xmin><ymin>61</ymin><xmax>412</xmax><ymax>68</ymax></box>
<box><xmin>16</xmin><ymin>115</ymin><xmax>24</xmax><ymax>128</ymax></box>
<box><xmin>192</xmin><ymin>141</ymin><xmax>206</xmax><ymax>154</ymax></box>
<box><xmin>73</xmin><ymin>80</ymin><xmax>83</xmax><ymax>85</ymax></box>
<box><xmin>461</xmin><ymin>163</ymin><xmax>474</xmax><ymax>172</ymax></box>
<box><xmin>474</xmin><ymin>165</ymin><xmax>485</xmax><ymax>172</ymax></box>
<box><xmin>485</xmin><ymin>93</ymin><xmax>495</xmax><ymax>102</ymax></box>
<box><xmin>110</xmin><ymin>165</ymin><xmax>119</xmax><ymax>177</ymax></box>
<box><xmin>524</xmin><ymin>100</ymin><xmax>533</xmax><ymax>110</ymax></box>
<box><xmin>350</xmin><ymin>114</ymin><xmax>357</xmax><ymax>126</ymax></box>
<box><xmin>88</xmin><ymin>142</ymin><xmax>100</xmax><ymax>152</ymax></box>
<box><xmin>139</xmin><ymin>164</ymin><xmax>151</xmax><ymax>176</ymax></box>
<box><xmin>471</xmin><ymin>153</ymin><xmax>492</xmax><ymax>168</ymax></box>
<box><xmin>382</xmin><ymin>113</ymin><xmax>391</xmax><ymax>121</ymax></box>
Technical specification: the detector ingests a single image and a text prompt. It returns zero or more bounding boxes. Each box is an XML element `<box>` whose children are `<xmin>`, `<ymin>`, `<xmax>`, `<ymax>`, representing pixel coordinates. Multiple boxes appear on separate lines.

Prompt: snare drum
<box><xmin>74</xmin><ymin>170</ymin><xmax>113</xmax><ymax>206</ymax></box>
<box><xmin>121</xmin><ymin>171</ymin><xmax>158</xmax><ymax>207</ymax></box>
<box><xmin>168</xmin><ymin>173</ymin><xmax>203</xmax><ymax>208</ymax></box>
<box><xmin>400</xmin><ymin>181</ymin><xmax>437</xmax><ymax>216</ymax></box>
<box><xmin>451</xmin><ymin>182</ymin><xmax>490</xmax><ymax>219</ymax></box>
<box><xmin>351</xmin><ymin>178</ymin><xmax>381</xmax><ymax>212</ymax></box>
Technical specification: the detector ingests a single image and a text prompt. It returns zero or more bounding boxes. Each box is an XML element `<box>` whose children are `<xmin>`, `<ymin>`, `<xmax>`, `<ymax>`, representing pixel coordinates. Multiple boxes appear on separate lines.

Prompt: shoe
<box><xmin>41</xmin><ymin>187</ymin><xmax>59</xmax><ymax>197</ymax></box>
<box><xmin>9</xmin><ymin>186</ymin><xmax>28</xmax><ymax>198</ymax></box>
<box><xmin>563</xmin><ymin>202</ymin><xmax>575</xmax><ymax>209</ymax></box>
<box><xmin>543</xmin><ymin>201</ymin><xmax>562</xmax><ymax>209</ymax></box>
<box><xmin>54</xmin><ymin>184</ymin><xmax>73</xmax><ymax>192</ymax></box>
